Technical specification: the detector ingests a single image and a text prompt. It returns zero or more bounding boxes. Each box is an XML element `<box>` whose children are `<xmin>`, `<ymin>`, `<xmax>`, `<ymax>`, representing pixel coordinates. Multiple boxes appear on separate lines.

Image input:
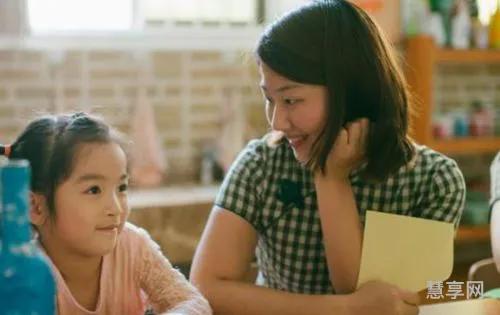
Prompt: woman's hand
<box><xmin>317</xmin><ymin>118</ymin><xmax>369</xmax><ymax>181</ymax></box>
<box><xmin>345</xmin><ymin>281</ymin><xmax>420</xmax><ymax>315</ymax></box>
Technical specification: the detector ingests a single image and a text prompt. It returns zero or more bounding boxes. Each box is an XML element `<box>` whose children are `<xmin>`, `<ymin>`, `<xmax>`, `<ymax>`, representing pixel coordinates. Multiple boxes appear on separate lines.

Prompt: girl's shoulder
<box><xmin>118</xmin><ymin>222</ymin><xmax>155</xmax><ymax>248</ymax></box>
<box><xmin>113</xmin><ymin>222</ymin><xmax>159</xmax><ymax>262</ymax></box>
<box><xmin>112</xmin><ymin>223</ymin><xmax>164</xmax><ymax>280</ymax></box>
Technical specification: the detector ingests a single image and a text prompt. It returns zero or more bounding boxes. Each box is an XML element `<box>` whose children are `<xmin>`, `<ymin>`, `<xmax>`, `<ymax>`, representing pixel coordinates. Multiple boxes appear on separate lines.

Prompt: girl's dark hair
<box><xmin>0</xmin><ymin>112</ymin><xmax>129</xmax><ymax>215</ymax></box>
<box><xmin>256</xmin><ymin>0</ymin><xmax>415</xmax><ymax>181</ymax></box>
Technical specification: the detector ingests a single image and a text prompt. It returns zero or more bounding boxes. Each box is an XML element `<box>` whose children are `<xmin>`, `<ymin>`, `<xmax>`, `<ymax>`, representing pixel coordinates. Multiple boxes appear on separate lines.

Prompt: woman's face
<box><xmin>259</xmin><ymin>62</ymin><xmax>328</xmax><ymax>163</ymax></box>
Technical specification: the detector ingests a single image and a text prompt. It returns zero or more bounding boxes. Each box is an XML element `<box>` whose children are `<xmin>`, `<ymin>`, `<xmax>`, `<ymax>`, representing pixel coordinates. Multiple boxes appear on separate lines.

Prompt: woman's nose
<box><xmin>268</xmin><ymin>103</ymin><xmax>292</xmax><ymax>132</ymax></box>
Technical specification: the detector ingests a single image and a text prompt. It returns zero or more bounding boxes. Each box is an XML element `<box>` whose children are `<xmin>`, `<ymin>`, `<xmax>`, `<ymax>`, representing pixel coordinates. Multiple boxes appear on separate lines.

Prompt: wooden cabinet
<box><xmin>404</xmin><ymin>35</ymin><xmax>498</xmax><ymax>243</ymax></box>
<box><xmin>404</xmin><ymin>35</ymin><xmax>500</xmax><ymax>155</ymax></box>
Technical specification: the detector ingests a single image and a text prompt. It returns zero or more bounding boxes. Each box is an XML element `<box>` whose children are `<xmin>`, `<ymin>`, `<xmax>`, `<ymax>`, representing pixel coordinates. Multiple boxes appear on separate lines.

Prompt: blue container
<box><xmin>0</xmin><ymin>159</ymin><xmax>57</xmax><ymax>315</ymax></box>
<box><xmin>454</xmin><ymin>116</ymin><xmax>469</xmax><ymax>137</ymax></box>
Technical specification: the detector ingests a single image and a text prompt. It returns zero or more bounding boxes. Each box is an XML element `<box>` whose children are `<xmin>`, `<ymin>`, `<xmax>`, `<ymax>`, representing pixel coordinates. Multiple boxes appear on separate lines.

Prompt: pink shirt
<box><xmin>40</xmin><ymin>223</ymin><xmax>212</xmax><ymax>315</ymax></box>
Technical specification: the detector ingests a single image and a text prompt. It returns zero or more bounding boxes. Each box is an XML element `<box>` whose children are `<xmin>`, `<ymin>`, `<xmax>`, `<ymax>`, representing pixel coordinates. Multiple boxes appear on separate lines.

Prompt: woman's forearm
<box><xmin>315</xmin><ymin>177</ymin><xmax>362</xmax><ymax>294</ymax></box>
<box><xmin>196</xmin><ymin>278</ymin><xmax>349</xmax><ymax>315</ymax></box>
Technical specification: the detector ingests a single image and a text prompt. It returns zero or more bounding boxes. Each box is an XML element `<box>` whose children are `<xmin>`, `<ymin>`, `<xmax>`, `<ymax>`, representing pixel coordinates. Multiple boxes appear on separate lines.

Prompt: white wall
<box><xmin>266</xmin><ymin>0</ymin><xmax>309</xmax><ymax>21</ymax></box>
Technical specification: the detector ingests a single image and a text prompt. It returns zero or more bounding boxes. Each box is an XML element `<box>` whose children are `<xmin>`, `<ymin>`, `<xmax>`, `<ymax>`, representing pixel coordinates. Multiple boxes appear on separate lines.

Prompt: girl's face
<box><xmin>259</xmin><ymin>63</ymin><xmax>328</xmax><ymax>163</ymax></box>
<box><xmin>37</xmin><ymin>142</ymin><xmax>130</xmax><ymax>258</ymax></box>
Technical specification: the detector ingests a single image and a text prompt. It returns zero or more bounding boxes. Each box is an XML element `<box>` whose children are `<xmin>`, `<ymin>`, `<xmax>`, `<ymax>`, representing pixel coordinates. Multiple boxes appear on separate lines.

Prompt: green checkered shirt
<box><xmin>215</xmin><ymin>135</ymin><xmax>466</xmax><ymax>294</ymax></box>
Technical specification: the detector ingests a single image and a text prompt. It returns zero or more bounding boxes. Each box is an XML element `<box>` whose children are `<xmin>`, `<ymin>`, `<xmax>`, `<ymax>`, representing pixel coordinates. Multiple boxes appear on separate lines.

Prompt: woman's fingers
<box><xmin>359</xmin><ymin>118</ymin><xmax>369</xmax><ymax>155</ymax></box>
<box><xmin>400</xmin><ymin>289</ymin><xmax>420</xmax><ymax>307</ymax></box>
<box><xmin>346</xmin><ymin>118</ymin><xmax>369</xmax><ymax>154</ymax></box>
<box><xmin>346</xmin><ymin>120</ymin><xmax>361</xmax><ymax>146</ymax></box>
<box><xmin>335</xmin><ymin>128</ymin><xmax>349</xmax><ymax>148</ymax></box>
<box><xmin>401</xmin><ymin>304</ymin><xmax>420</xmax><ymax>315</ymax></box>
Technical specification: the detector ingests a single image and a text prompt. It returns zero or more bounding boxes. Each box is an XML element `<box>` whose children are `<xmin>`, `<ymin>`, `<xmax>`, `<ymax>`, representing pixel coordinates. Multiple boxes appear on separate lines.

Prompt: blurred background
<box><xmin>0</xmin><ymin>0</ymin><xmax>499</xmax><ymax>304</ymax></box>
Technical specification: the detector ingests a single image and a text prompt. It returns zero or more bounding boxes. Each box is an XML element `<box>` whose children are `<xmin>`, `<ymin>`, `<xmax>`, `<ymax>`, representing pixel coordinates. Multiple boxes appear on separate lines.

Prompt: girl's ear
<box><xmin>30</xmin><ymin>192</ymin><xmax>49</xmax><ymax>226</ymax></box>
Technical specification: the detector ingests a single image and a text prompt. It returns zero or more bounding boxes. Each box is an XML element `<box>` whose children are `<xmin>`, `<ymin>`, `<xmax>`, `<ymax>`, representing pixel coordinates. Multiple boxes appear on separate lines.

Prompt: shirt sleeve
<box><xmin>418</xmin><ymin>159</ymin><xmax>466</xmax><ymax>231</ymax></box>
<box><xmin>490</xmin><ymin>152</ymin><xmax>500</xmax><ymax>211</ymax></box>
<box><xmin>136</xmin><ymin>227</ymin><xmax>213</xmax><ymax>315</ymax></box>
<box><xmin>214</xmin><ymin>139</ymin><xmax>267</xmax><ymax>231</ymax></box>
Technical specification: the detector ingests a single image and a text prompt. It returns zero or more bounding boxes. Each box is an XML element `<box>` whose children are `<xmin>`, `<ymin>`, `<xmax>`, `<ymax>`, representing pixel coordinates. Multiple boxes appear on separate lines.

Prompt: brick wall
<box><xmin>0</xmin><ymin>48</ymin><xmax>269</xmax><ymax>183</ymax></box>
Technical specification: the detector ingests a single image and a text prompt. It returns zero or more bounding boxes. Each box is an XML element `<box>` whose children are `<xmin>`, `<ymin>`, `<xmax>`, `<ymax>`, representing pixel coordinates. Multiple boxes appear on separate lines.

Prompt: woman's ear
<box><xmin>30</xmin><ymin>192</ymin><xmax>49</xmax><ymax>226</ymax></box>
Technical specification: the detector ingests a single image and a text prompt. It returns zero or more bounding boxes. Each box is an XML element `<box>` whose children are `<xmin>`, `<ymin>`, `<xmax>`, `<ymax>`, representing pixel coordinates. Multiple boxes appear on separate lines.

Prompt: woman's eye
<box><xmin>119</xmin><ymin>183</ymin><xmax>128</xmax><ymax>192</ymax></box>
<box><xmin>85</xmin><ymin>186</ymin><xmax>101</xmax><ymax>195</ymax></box>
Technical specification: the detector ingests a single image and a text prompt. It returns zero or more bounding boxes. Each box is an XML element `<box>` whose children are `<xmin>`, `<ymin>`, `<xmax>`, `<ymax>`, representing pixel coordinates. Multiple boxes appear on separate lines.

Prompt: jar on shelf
<box><xmin>469</xmin><ymin>101</ymin><xmax>482</xmax><ymax>136</ymax></box>
<box><xmin>469</xmin><ymin>100</ymin><xmax>494</xmax><ymax>137</ymax></box>
<box><xmin>433</xmin><ymin>115</ymin><xmax>454</xmax><ymax>139</ymax></box>
<box><xmin>495</xmin><ymin>112</ymin><xmax>500</xmax><ymax>136</ymax></box>
<box><xmin>453</xmin><ymin>112</ymin><xmax>469</xmax><ymax>137</ymax></box>
<box><xmin>483</xmin><ymin>110</ymin><xmax>494</xmax><ymax>136</ymax></box>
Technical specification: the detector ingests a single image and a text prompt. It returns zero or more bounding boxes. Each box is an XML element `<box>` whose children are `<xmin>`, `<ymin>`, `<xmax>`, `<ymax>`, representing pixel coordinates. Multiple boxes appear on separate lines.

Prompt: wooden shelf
<box><xmin>405</xmin><ymin>36</ymin><xmax>500</xmax><ymax>154</ymax></box>
<box><xmin>456</xmin><ymin>225</ymin><xmax>490</xmax><ymax>242</ymax></box>
<box><xmin>436</xmin><ymin>48</ymin><xmax>500</xmax><ymax>63</ymax></box>
<box><xmin>428</xmin><ymin>137</ymin><xmax>500</xmax><ymax>155</ymax></box>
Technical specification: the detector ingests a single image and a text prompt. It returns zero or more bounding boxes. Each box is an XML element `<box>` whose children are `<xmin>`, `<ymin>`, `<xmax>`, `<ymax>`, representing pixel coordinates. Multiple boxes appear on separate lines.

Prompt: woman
<box><xmin>190</xmin><ymin>1</ymin><xmax>466</xmax><ymax>314</ymax></box>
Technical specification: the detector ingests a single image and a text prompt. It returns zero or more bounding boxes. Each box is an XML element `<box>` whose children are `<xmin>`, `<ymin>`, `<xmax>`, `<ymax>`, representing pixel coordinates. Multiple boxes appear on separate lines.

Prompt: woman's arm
<box><xmin>190</xmin><ymin>207</ymin><xmax>420</xmax><ymax>315</ymax></box>
<box><xmin>313</xmin><ymin>120</ymin><xmax>368</xmax><ymax>294</ymax></box>
<box><xmin>189</xmin><ymin>207</ymin><xmax>350</xmax><ymax>315</ymax></box>
<box><xmin>315</xmin><ymin>177</ymin><xmax>362</xmax><ymax>294</ymax></box>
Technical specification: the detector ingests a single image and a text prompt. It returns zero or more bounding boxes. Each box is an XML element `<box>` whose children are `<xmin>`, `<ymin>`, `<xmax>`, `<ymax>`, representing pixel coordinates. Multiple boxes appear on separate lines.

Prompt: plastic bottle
<box><xmin>451</xmin><ymin>0</ymin><xmax>472</xmax><ymax>49</ymax></box>
<box><xmin>490</xmin><ymin>0</ymin><xmax>500</xmax><ymax>49</ymax></box>
<box><xmin>0</xmin><ymin>159</ymin><xmax>57</xmax><ymax>315</ymax></box>
<box><xmin>200</xmin><ymin>145</ymin><xmax>215</xmax><ymax>186</ymax></box>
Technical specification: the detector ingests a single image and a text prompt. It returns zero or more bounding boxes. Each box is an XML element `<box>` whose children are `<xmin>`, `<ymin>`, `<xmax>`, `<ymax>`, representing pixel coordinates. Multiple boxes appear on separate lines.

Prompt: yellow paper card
<box><xmin>356</xmin><ymin>211</ymin><xmax>454</xmax><ymax>292</ymax></box>
<box><xmin>419</xmin><ymin>299</ymin><xmax>500</xmax><ymax>315</ymax></box>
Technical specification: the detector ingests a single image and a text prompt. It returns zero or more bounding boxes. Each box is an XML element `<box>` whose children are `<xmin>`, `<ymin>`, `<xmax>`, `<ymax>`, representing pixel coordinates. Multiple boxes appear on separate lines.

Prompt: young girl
<box><xmin>190</xmin><ymin>1</ymin><xmax>465</xmax><ymax>315</ymax></box>
<box><xmin>0</xmin><ymin>112</ymin><xmax>212</xmax><ymax>315</ymax></box>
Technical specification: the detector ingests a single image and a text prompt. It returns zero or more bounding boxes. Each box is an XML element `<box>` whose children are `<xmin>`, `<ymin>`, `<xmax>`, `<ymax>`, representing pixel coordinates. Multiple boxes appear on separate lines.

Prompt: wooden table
<box><xmin>420</xmin><ymin>298</ymin><xmax>500</xmax><ymax>315</ymax></box>
<box><xmin>456</xmin><ymin>225</ymin><xmax>491</xmax><ymax>243</ymax></box>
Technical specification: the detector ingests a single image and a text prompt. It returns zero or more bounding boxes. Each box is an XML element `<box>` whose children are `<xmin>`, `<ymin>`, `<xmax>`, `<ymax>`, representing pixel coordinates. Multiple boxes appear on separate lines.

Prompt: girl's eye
<box><xmin>119</xmin><ymin>183</ymin><xmax>128</xmax><ymax>192</ymax></box>
<box><xmin>85</xmin><ymin>186</ymin><xmax>101</xmax><ymax>195</ymax></box>
<box><xmin>284</xmin><ymin>98</ymin><xmax>300</xmax><ymax>106</ymax></box>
